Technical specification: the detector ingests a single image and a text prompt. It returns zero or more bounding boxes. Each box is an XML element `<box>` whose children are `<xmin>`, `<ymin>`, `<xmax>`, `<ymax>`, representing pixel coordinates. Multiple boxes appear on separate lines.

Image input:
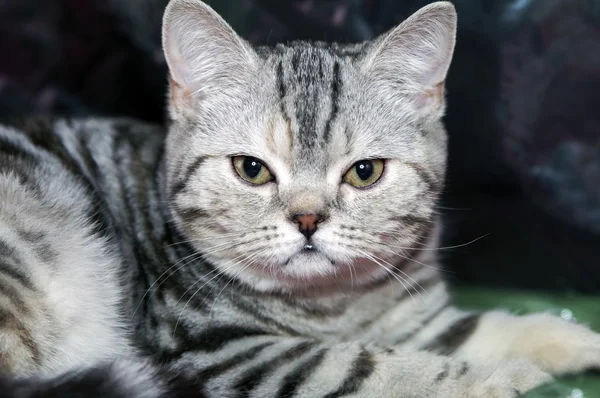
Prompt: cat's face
<box><xmin>162</xmin><ymin>0</ymin><xmax>456</xmax><ymax>292</ymax></box>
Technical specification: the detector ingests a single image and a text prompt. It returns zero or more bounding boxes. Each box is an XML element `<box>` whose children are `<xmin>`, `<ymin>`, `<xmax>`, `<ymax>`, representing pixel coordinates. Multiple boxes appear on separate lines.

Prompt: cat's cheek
<box><xmin>379</xmin><ymin>232</ymin><xmax>395</xmax><ymax>244</ymax></box>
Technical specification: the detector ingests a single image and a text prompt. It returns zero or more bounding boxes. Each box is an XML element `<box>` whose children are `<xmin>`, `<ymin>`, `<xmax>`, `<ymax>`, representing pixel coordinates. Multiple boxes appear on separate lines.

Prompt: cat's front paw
<box><xmin>459</xmin><ymin>311</ymin><xmax>600</xmax><ymax>377</ymax></box>
<box><xmin>504</xmin><ymin>313</ymin><xmax>600</xmax><ymax>375</ymax></box>
<box><xmin>459</xmin><ymin>359</ymin><xmax>552</xmax><ymax>398</ymax></box>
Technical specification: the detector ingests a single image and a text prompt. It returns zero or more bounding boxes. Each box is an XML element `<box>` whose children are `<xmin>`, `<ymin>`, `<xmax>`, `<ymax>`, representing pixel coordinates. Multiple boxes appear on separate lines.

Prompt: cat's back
<box><xmin>0</xmin><ymin>116</ymin><xmax>167</xmax><ymax>230</ymax></box>
<box><xmin>0</xmin><ymin>117</ymin><xmax>166</xmax><ymax>183</ymax></box>
<box><xmin>0</xmin><ymin>117</ymin><xmax>166</xmax><ymax>375</ymax></box>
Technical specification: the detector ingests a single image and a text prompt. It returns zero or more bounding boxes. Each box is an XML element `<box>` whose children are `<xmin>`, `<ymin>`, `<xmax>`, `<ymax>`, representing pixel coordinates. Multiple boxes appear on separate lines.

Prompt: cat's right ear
<box><xmin>162</xmin><ymin>0</ymin><xmax>257</xmax><ymax>114</ymax></box>
<box><xmin>360</xmin><ymin>1</ymin><xmax>457</xmax><ymax>118</ymax></box>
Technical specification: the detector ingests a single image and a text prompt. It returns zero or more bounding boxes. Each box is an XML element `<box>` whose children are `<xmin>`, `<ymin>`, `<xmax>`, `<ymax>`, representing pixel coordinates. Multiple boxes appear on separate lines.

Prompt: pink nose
<box><xmin>291</xmin><ymin>213</ymin><xmax>324</xmax><ymax>239</ymax></box>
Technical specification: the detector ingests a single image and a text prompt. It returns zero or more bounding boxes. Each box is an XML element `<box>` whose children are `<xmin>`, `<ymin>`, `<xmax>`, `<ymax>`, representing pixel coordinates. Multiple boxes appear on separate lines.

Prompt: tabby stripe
<box><xmin>393</xmin><ymin>294</ymin><xmax>450</xmax><ymax>344</ymax></box>
<box><xmin>15</xmin><ymin>119</ymin><xmax>111</xmax><ymax>240</ymax></box>
<box><xmin>233</xmin><ymin>341</ymin><xmax>314</xmax><ymax>397</ymax></box>
<box><xmin>456</xmin><ymin>361</ymin><xmax>470</xmax><ymax>378</ymax></box>
<box><xmin>290</xmin><ymin>51</ymin><xmax>301</xmax><ymax>74</ymax></box>
<box><xmin>0</xmin><ymin>307</ymin><xmax>40</xmax><ymax>364</ymax></box>
<box><xmin>196</xmin><ymin>342</ymin><xmax>275</xmax><ymax>380</ymax></box>
<box><xmin>17</xmin><ymin>231</ymin><xmax>57</xmax><ymax>264</ymax></box>
<box><xmin>324</xmin><ymin>348</ymin><xmax>375</xmax><ymax>398</ymax></box>
<box><xmin>112</xmin><ymin>134</ymin><xmax>153</xmax><ymax>304</ymax></box>
<box><xmin>0</xmin><ymin>158</ymin><xmax>44</xmax><ymax>199</ymax></box>
<box><xmin>148</xmin><ymin>149</ymin><xmax>168</xmax><ymax>245</ymax></box>
<box><xmin>112</xmin><ymin>134</ymin><xmax>138</xmax><ymax>236</ymax></box>
<box><xmin>18</xmin><ymin>119</ymin><xmax>85</xmax><ymax>181</ymax></box>
<box><xmin>75</xmin><ymin>131</ymin><xmax>98</xmax><ymax>180</ymax></box>
<box><xmin>164</xmin><ymin>226</ymin><xmax>195</xmax><ymax>263</ymax></box>
<box><xmin>70</xmin><ymin>128</ymin><xmax>115</xmax><ymax>239</ymax></box>
<box><xmin>323</xmin><ymin>61</ymin><xmax>341</xmax><ymax>143</ymax></box>
<box><xmin>276</xmin><ymin>60</ymin><xmax>295</xmax><ymax>144</ymax></box>
<box><xmin>196</xmin><ymin>326</ymin><xmax>268</xmax><ymax>352</ymax></box>
<box><xmin>0</xmin><ymin>137</ymin><xmax>37</xmax><ymax>160</ymax></box>
<box><xmin>0</xmin><ymin>278</ymin><xmax>29</xmax><ymax>314</ymax></box>
<box><xmin>0</xmin><ymin>240</ymin><xmax>35</xmax><ymax>290</ymax></box>
<box><xmin>178</xmin><ymin>207</ymin><xmax>210</xmax><ymax>224</ymax></box>
<box><xmin>279</xmin><ymin>295</ymin><xmax>347</xmax><ymax>319</ymax></box>
<box><xmin>277</xmin><ymin>61</ymin><xmax>286</xmax><ymax>103</ymax></box>
<box><xmin>435</xmin><ymin>362</ymin><xmax>451</xmax><ymax>382</ymax></box>
<box><xmin>404</xmin><ymin>162</ymin><xmax>439</xmax><ymax>192</ymax></box>
<box><xmin>232</xmin><ymin>299</ymin><xmax>301</xmax><ymax>336</ymax></box>
<box><xmin>0</xmin><ymin>138</ymin><xmax>43</xmax><ymax>196</ymax></box>
<box><xmin>392</xmin><ymin>214</ymin><xmax>430</xmax><ymax>228</ymax></box>
<box><xmin>275</xmin><ymin>348</ymin><xmax>327</xmax><ymax>398</ymax></box>
<box><xmin>172</xmin><ymin>156</ymin><xmax>207</xmax><ymax>198</ymax></box>
<box><xmin>128</xmin><ymin>141</ymin><xmax>159</xmax><ymax>260</ymax></box>
<box><xmin>422</xmin><ymin>314</ymin><xmax>481</xmax><ymax>355</ymax></box>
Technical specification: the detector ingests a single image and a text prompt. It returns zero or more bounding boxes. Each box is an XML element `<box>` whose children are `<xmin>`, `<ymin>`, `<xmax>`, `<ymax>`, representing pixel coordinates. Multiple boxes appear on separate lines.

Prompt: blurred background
<box><xmin>0</xmin><ymin>0</ymin><xmax>598</xmax><ymax>293</ymax></box>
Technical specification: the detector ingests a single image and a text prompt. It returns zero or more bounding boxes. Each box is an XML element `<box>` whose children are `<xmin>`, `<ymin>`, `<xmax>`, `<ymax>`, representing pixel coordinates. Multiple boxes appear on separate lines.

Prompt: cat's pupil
<box><xmin>244</xmin><ymin>157</ymin><xmax>263</xmax><ymax>178</ymax></box>
<box><xmin>356</xmin><ymin>161</ymin><xmax>373</xmax><ymax>180</ymax></box>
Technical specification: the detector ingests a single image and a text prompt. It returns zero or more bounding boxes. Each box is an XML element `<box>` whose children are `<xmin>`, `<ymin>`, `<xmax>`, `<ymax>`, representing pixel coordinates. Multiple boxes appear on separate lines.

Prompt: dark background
<box><xmin>1</xmin><ymin>0</ymin><xmax>598</xmax><ymax>292</ymax></box>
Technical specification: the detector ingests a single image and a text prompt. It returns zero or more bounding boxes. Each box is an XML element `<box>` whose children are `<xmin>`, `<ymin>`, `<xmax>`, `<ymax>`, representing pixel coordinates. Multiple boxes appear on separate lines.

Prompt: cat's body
<box><xmin>1</xmin><ymin>1</ymin><xmax>600</xmax><ymax>397</ymax></box>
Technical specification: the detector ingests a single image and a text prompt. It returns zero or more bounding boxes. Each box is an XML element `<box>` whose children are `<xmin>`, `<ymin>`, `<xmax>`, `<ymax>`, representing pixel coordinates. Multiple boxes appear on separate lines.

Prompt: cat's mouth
<box><xmin>284</xmin><ymin>244</ymin><xmax>327</xmax><ymax>266</ymax></box>
<box><xmin>273</xmin><ymin>252</ymin><xmax>387</xmax><ymax>290</ymax></box>
<box><xmin>270</xmin><ymin>245</ymin><xmax>385</xmax><ymax>286</ymax></box>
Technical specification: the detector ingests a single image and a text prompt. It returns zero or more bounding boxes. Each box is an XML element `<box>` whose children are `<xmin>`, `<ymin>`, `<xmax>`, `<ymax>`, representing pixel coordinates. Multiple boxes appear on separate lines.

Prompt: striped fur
<box><xmin>1</xmin><ymin>1</ymin><xmax>600</xmax><ymax>397</ymax></box>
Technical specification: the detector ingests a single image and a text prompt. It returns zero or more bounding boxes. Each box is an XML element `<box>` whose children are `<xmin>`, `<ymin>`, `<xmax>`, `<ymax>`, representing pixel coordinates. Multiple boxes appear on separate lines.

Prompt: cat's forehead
<box><xmin>261</xmin><ymin>42</ymin><xmax>365</xmax><ymax>170</ymax></box>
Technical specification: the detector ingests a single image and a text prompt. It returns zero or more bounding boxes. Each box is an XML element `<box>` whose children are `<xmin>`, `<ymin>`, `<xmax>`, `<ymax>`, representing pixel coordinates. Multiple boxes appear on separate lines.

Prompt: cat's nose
<box><xmin>291</xmin><ymin>213</ymin><xmax>325</xmax><ymax>240</ymax></box>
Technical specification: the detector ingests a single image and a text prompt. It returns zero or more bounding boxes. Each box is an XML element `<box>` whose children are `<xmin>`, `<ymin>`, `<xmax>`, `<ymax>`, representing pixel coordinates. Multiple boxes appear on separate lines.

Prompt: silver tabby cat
<box><xmin>1</xmin><ymin>1</ymin><xmax>599</xmax><ymax>397</ymax></box>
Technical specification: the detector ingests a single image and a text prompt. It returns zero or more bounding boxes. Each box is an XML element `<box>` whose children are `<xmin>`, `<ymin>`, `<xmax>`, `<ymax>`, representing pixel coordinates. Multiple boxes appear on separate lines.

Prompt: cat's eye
<box><xmin>343</xmin><ymin>159</ymin><xmax>385</xmax><ymax>188</ymax></box>
<box><xmin>232</xmin><ymin>156</ymin><xmax>274</xmax><ymax>185</ymax></box>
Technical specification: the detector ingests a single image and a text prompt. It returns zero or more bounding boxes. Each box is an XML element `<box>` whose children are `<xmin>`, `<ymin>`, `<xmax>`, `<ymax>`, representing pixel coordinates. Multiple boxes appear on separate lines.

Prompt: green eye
<box><xmin>343</xmin><ymin>159</ymin><xmax>385</xmax><ymax>188</ymax></box>
<box><xmin>232</xmin><ymin>156</ymin><xmax>273</xmax><ymax>185</ymax></box>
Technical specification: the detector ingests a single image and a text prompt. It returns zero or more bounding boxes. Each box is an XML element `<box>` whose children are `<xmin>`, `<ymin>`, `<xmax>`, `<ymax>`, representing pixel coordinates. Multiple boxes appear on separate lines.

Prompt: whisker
<box><xmin>175</xmin><ymin>251</ymin><xmax>248</xmax><ymax>308</ymax></box>
<box><xmin>396</xmin><ymin>250</ymin><xmax>450</xmax><ymax>274</ymax></box>
<box><xmin>357</xmin><ymin>239</ymin><xmax>447</xmax><ymax>273</ymax></box>
<box><xmin>349</xmin><ymin>258</ymin><xmax>355</xmax><ymax>288</ymax></box>
<box><xmin>435</xmin><ymin>205</ymin><xmax>472</xmax><ymax>211</ymax></box>
<box><xmin>207</xmin><ymin>250</ymin><xmax>267</xmax><ymax>317</ymax></box>
<box><xmin>373</xmin><ymin>233</ymin><xmax>489</xmax><ymax>252</ymax></box>
<box><xmin>172</xmin><ymin>251</ymin><xmax>254</xmax><ymax>335</ymax></box>
<box><xmin>202</xmin><ymin>253</ymin><xmax>256</xmax><ymax>309</ymax></box>
<box><xmin>132</xmin><ymin>252</ymin><xmax>203</xmax><ymax>317</ymax></box>
<box><xmin>141</xmin><ymin>238</ymin><xmax>246</xmax><ymax>311</ymax></box>
<box><xmin>132</xmin><ymin>241</ymin><xmax>239</xmax><ymax>318</ymax></box>
<box><xmin>356</xmin><ymin>249</ymin><xmax>416</xmax><ymax>305</ymax></box>
<box><xmin>165</xmin><ymin>232</ymin><xmax>246</xmax><ymax>247</ymax></box>
<box><xmin>369</xmin><ymin>253</ymin><xmax>429</xmax><ymax>299</ymax></box>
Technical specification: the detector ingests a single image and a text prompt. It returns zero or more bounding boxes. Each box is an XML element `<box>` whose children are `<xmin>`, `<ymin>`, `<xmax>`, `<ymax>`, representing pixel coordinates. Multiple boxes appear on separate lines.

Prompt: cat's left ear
<box><xmin>361</xmin><ymin>1</ymin><xmax>457</xmax><ymax>116</ymax></box>
<box><xmin>162</xmin><ymin>0</ymin><xmax>258</xmax><ymax>114</ymax></box>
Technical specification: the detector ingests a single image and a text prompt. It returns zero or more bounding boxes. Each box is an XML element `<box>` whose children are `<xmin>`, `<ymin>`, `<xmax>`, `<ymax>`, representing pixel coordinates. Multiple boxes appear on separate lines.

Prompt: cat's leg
<box><xmin>453</xmin><ymin>310</ymin><xmax>600</xmax><ymax>376</ymax></box>
<box><xmin>0</xmin><ymin>153</ymin><xmax>132</xmax><ymax>376</ymax></box>
<box><xmin>407</xmin><ymin>305</ymin><xmax>600</xmax><ymax>378</ymax></box>
<box><xmin>166</xmin><ymin>334</ymin><xmax>550</xmax><ymax>398</ymax></box>
<box><xmin>0</xmin><ymin>359</ymin><xmax>200</xmax><ymax>398</ymax></box>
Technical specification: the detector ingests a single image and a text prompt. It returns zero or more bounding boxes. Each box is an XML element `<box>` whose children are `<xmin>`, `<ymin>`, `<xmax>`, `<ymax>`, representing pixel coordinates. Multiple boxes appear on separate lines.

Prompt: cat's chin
<box><xmin>214</xmin><ymin>250</ymin><xmax>392</xmax><ymax>295</ymax></box>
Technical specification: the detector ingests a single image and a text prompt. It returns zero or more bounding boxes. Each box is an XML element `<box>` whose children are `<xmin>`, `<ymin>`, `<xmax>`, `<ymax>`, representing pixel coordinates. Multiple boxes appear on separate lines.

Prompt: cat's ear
<box><xmin>362</xmin><ymin>1</ymin><xmax>457</xmax><ymax>115</ymax></box>
<box><xmin>162</xmin><ymin>0</ymin><xmax>257</xmax><ymax>112</ymax></box>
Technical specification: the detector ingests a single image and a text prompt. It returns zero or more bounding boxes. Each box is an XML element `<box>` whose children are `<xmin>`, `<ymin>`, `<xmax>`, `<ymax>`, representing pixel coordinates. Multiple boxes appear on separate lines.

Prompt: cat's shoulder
<box><xmin>1</xmin><ymin>115</ymin><xmax>163</xmax><ymax>135</ymax></box>
<box><xmin>0</xmin><ymin>116</ymin><xmax>166</xmax><ymax>149</ymax></box>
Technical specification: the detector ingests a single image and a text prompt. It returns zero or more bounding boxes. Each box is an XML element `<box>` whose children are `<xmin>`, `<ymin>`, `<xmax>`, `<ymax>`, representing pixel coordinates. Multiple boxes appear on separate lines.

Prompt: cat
<box><xmin>1</xmin><ymin>0</ymin><xmax>600</xmax><ymax>397</ymax></box>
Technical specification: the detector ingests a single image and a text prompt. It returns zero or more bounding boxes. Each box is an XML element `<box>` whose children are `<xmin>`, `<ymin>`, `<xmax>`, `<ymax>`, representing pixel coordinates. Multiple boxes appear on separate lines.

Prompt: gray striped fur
<box><xmin>1</xmin><ymin>1</ymin><xmax>600</xmax><ymax>397</ymax></box>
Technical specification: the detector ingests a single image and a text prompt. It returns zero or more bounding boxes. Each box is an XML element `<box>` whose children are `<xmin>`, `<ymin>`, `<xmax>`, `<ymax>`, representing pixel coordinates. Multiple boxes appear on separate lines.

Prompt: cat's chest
<box><xmin>248</xmin><ymin>279</ymin><xmax>450</xmax><ymax>344</ymax></box>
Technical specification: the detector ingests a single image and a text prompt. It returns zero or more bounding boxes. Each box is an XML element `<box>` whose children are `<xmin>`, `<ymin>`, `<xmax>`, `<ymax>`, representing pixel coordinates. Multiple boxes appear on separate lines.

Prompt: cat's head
<box><xmin>162</xmin><ymin>0</ymin><xmax>456</xmax><ymax>293</ymax></box>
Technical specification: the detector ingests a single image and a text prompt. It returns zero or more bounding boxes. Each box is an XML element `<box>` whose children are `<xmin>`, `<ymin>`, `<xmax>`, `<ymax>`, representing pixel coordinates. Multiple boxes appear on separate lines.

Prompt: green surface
<box><xmin>454</xmin><ymin>288</ymin><xmax>600</xmax><ymax>398</ymax></box>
